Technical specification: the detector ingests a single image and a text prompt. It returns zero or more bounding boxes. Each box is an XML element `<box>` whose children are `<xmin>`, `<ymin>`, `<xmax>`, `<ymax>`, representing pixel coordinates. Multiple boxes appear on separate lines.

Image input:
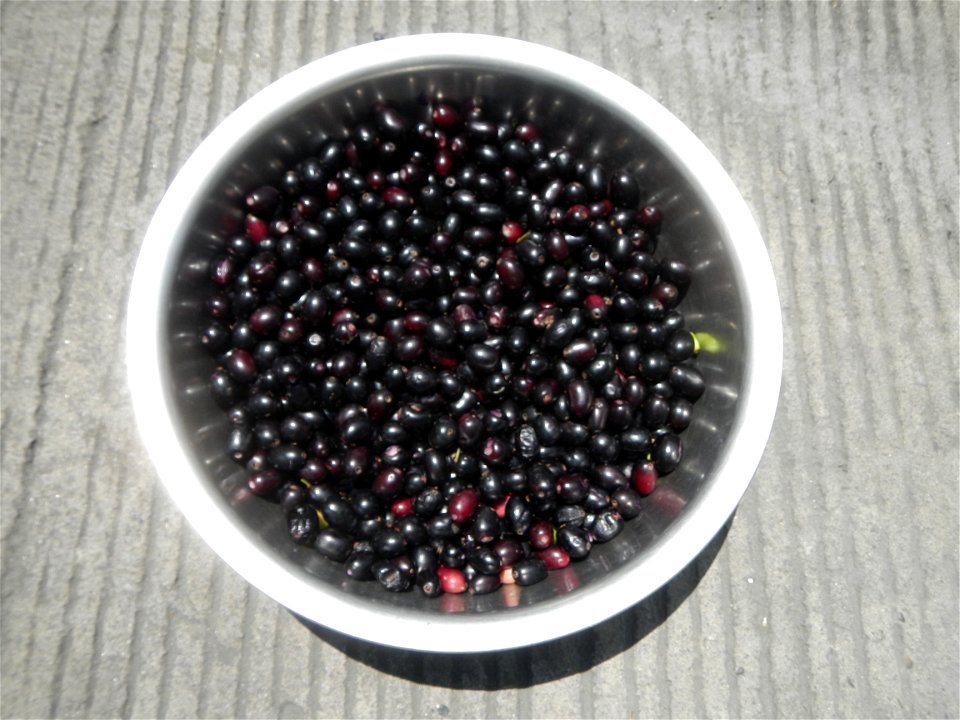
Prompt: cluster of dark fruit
<box><xmin>199</xmin><ymin>96</ymin><xmax>705</xmax><ymax>597</ymax></box>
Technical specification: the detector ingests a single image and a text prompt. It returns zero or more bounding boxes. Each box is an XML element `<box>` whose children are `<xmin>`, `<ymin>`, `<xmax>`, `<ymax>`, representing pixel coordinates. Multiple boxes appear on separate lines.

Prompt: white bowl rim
<box><xmin>125</xmin><ymin>32</ymin><xmax>783</xmax><ymax>653</ymax></box>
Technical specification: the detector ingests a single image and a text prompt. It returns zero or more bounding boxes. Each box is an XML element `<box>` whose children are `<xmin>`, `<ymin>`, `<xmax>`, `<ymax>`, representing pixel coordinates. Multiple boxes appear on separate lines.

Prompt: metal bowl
<box><xmin>126</xmin><ymin>34</ymin><xmax>782</xmax><ymax>653</ymax></box>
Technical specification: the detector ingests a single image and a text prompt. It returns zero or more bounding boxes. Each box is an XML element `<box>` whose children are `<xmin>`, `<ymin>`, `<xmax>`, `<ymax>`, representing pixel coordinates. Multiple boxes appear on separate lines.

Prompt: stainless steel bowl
<box><xmin>126</xmin><ymin>34</ymin><xmax>782</xmax><ymax>653</ymax></box>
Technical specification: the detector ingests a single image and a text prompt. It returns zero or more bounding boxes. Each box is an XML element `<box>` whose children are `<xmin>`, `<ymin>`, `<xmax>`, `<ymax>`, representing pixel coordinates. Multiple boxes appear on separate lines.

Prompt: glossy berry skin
<box><xmin>345</xmin><ymin>550</ymin><xmax>376</xmax><ymax>580</ymax></box>
<box><xmin>247</xmin><ymin>468</ymin><xmax>283</xmax><ymax>496</ymax></box>
<box><xmin>612</xmin><ymin>487</ymin><xmax>643</xmax><ymax>519</ymax></box>
<box><xmin>505</xmin><ymin>496</ymin><xmax>532</xmax><ymax>536</ymax></box>
<box><xmin>417</xmin><ymin>570</ymin><xmax>443</xmax><ymax>597</ymax></box>
<box><xmin>490</xmin><ymin>539</ymin><xmax>522</xmax><ymax>568</ymax></box>
<box><xmin>609</xmin><ymin>171</ymin><xmax>640</xmax><ymax>208</ymax></box>
<box><xmin>448</xmin><ymin>488</ymin><xmax>480</xmax><ymax>523</ymax></box>
<box><xmin>631</xmin><ymin>460</ymin><xmax>658</xmax><ymax>495</ymax></box>
<box><xmin>209</xmin><ymin>370</ymin><xmax>241</xmax><ymax>407</ymax></box>
<box><xmin>224</xmin><ymin>349</ymin><xmax>257</xmax><ymax>383</ymax></box>
<box><xmin>669</xmin><ymin>365</ymin><xmax>706</xmax><ymax>400</ymax></box>
<box><xmin>373</xmin><ymin>528</ymin><xmax>406</xmax><ymax>558</ymax></box>
<box><xmin>438</xmin><ymin>566</ymin><xmax>468</xmax><ymax>594</ymax></box>
<box><xmin>432</xmin><ymin>102</ymin><xmax>461</xmax><ymax>128</ymax></box>
<box><xmin>469</xmin><ymin>573</ymin><xmax>502</xmax><ymax>595</ymax></box>
<box><xmin>556</xmin><ymin>473</ymin><xmax>589</xmax><ymax>504</ymax></box>
<box><xmin>464</xmin><ymin>545</ymin><xmax>498</xmax><ymax>574</ymax></box>
<box><xmin>566</xmin><ymin>379</ymin><xmax>594</xmax><ymax>419</ymax></box>
<box><xmin>537</xmin><ymin>546</ymin><xmax>571</xmax><ymax>570</ymax></box>
<box><xmin>528</xmin><ymin>520</ymin><xmax>554</xmax><ymax>550</ymax></box>
<box><xmin>653</xmin><ymin>433</ymin><xmax>683</xmax><ymax>474</ymax></box>
<box><xmin>512</xmin><ymin>557</ymin><xmax>548</xmax><ymax>586</ymax></box>
<box><xmin>665</xmin><ymin>330</ymin><xmax>696</xmax><ymax>362</ymax></box>
<box><xmin>313</xmin><ymin>529</ymin><xmax>352</xmax><ymax>562</ymax></box>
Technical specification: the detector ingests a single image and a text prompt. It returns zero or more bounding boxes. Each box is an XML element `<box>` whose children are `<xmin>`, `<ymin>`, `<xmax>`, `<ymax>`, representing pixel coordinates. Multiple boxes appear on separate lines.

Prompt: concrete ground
<box><xmin>1</xmin><ymin>1</ymin><xmax>957</xmax><ymax>718</ymax></box>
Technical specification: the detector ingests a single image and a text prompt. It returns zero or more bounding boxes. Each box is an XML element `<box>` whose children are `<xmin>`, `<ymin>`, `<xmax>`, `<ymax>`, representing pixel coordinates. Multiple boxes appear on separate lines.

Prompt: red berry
<box><xmin>326</xmin><ymin>180</ymin><xmax>341</xmax><ymax>202</ymax></box>
<box><xmin>528</xmin><ymin>520</ymin><xmax>554</xmax><ymax>550</ymax></box>
<box><xmin>486</xmin><ymin>305</ymin><xmax>509</xmax><ymax>331</ymax></box>
<box><xmin>209</xmin><ymin>255</ymin><xmax>235</xmax><ymax>286</ymax></box>
<box><xmin>501</xmin><ymin>220</ymin><xmax>524</xmax><ymax>244</ymax></box>
<box><xmin>248</xmin><ymin>468</ymin><xmax>282</xmax><ymax>496</ymax></box>
<box><xmin>453</xmin><ymin>303</ymin><xmax>477</xmax><ymax>323</ymax></box>
<box><xmin>382</xmin><ymin>186</ymin><xmax>414</xmax><ymax>210</ymax></box>
<box><xmin>366</xmin><ymin>170</ymin><xmax>385</xmax><ymax>190</ymax></box>
<box><xmin>631</xmin><ymin>460</ymin><xmax>658</xmax><ymax>495</ymax></box>
<box><xmin>249</xmin><ymin>304</ymin><xmax>283</xmax><ymax>335</ymax></box>
<box><xmin>584</xmin><ymin>293</ymin><xmax>608</xmax><ymax>322</ymax></box>
<box><xmin>296</xmin><ymin>195</ymin><xmax>320</xmax><ymax>219</ymax></box>
<box><xmin>588</xmin><ymin>198</ymin><xmax>613</xmax><ymax>218</ymax></box>
<box><xmin>448</xmin><ymin>488</ymin><xmax>480</xmax><ymax>523</ymax></box>
<box><xmin>301</xmin><ymin>257</ymin><xmax>324</xmax><ymax>283</ymax></box>
<box><xmin>537</xmin><ymin>546</ymin><xmax>570</xmax><ymax>570</ymax></box>
<box><xmin>391</xmin><ymin>497</ymin><xmax>414</xmax><ymax>518</ymax></box>
<box><xmin>437</xmin><ymin>566</ymin><xmax>467</xmax><ymax>594</ymax></box>
<box><xmin>244</xmin><ymin>214</ymin><xmax>268</xmax><ymax>243</ymax></box>
<box><xmin>515</xmin><ymin>122</ymin><xmax>539</xmax><ymax>141</ymax></box>
<box><xmin>496</xmin><ymin>254</ymin><xmax>525</xmax><ymax>290</ymax></box>
<box><xmin>224</xmin><ymin>348</ymin><xmax>257</xmax><ymax>382</ymax></box>
<box><xmin>373</xmin><ymin>466</ymin><xmax>404</xmax><ymax>499</ymax></box>
<box><xmin>428</xmin><ymin>349</ymin><xmax>459</xmax><ymax>371</ymax></box>
<box><xmin>563</xmin><ymin>204</ymin><xmax>590</xmax><ymax>234</ymax></box>
<box><xmin>431</xmin><ymin>102</ymin><xmax>461</xmax><ymax>128</ymax></box>
<box><xmin>434</xmin><ymin>148</ymin><xmax>453</xmax><ymax>176</ymax></box>
<box><xmin>638</xmin><ymin>205</ymin><xmax>662</xmax><ymax>230</ymax></box>
<box><xmin>448</xmin><ymin>135</ymin><xmax>468</xmax><ymax>157</ymax></box>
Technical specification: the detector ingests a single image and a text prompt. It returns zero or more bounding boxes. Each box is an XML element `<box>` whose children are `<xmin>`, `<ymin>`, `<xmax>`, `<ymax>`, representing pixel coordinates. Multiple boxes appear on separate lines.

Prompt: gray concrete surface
<box><xmin>1</xmin><ymin>1</ymin><xmax>958</xmax><ymax>718</ymax></box>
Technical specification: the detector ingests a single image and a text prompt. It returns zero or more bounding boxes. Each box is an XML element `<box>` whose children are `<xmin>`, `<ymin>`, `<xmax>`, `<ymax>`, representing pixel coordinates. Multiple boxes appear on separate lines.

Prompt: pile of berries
<box><xmin>199</xmin><ymin>96</ymin><xmax>705</xmax><ymax>596</ymax></box>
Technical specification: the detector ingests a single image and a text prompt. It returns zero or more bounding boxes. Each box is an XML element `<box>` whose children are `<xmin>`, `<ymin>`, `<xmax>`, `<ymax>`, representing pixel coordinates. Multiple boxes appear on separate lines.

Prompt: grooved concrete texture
<box><xmin>1</xmin><ymin>2</ymin><xmax>958</xmax><ymax>718</ymax></box>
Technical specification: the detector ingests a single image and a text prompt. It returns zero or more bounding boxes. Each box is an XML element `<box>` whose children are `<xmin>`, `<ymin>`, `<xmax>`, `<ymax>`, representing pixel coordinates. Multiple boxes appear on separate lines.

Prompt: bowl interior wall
<box><xmin>162</xmin><ymin>64</ymin><xmax>744</xmax><ymax>614</ymax></box>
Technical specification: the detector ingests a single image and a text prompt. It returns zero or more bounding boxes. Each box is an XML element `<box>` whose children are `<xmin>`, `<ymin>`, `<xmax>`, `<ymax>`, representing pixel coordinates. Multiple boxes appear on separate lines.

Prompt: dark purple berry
<box><xmin>611</xmin><ymin>488</ymin><xmax>642</xmax><ymax>519</ymax></box>
<box><xmin>469</xmin><ymin>573</ymin><xmax>501</xmax><ymax>595</ymax></box>
<box><xmin>313</xmin><ymin>528</ymin><xmax>353</xmax><ymax>562</ymax></box>
<box><xmin>247</xmin><ymin>468</ymin><xmax>283</xmax><ymax>496</ymax></box>
<box><xmin>669</xmin><ymin>365</ymin><xmax>706</xmax><ymax>400</ymax></box>
<box><xmin>512</xmin><ymin>557</ymin><xmax>548</xmax><ymax>586</ymax></box>
<box><xmin>224</xmin><ymin>349</ymin><xmax>257</xmax><ymax>383</ymax></box>
<box><xmin>345</xmin><ymin>550</ymin><xmax>376</xmax><ymax>580</ymax></box>
<box><xmin>566</xmin><ymin>379</ymin><xmax>594</xmax><ymax>419</ymax></box>
<box><xmin>609</xmin><ymin>171</ymin><xmax>640</xmax><ymax>207</ymax></box>
<box><xmin>653</xmin><ymin>433</ymin><xmax>683</xmax><ymax>474</ymax></box>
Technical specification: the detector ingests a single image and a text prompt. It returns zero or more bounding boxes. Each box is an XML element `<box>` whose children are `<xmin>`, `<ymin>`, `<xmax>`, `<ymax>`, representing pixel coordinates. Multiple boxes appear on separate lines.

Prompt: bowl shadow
<box><xmin>294</xmin><ymin>514</ymin><xmax>734</xmax><ymax>690</ymax></box>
